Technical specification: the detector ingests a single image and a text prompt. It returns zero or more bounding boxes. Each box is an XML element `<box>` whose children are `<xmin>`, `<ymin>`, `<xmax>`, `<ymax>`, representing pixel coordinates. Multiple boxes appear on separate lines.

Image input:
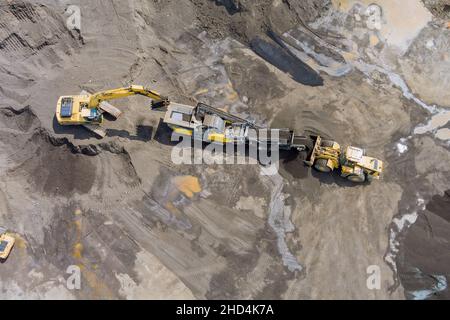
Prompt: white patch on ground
<box><xmin>265</xmin><ymin>174</ymin><xmax>302</xmax><ymax>272</ymax></box>
<box><xmin>414</xmin><ymin>110</ymin><xmax>450</xmax><ymax>141</ymax></box>
<box><xmin>282</xmin><ymin>33</ymin><xmax>353</xmax><ymax>77</ymax></box>
<box><xmin>417</xmin><ymin>197</ymin><xmax>426</xmax><ymax>211</ymax></box>
<box><xmin>115</xmin><ymin>250</ymin><xmax>195</xmax><ymax>300</ymax></box>
<box><xmin>235</xmin><ymin>196</ymin><xmax>266</xmax><ymax>219</ymax></box>
<box><xmin>425</xmin><ymin>39</ymin><xmax>436</xmax><ymax>50</ymax></box>
<box><xmin>393</xmin><ymin>212</ymin><xmax>418</xmax><ymax>231</ymax></box>
<box><xmin>436</xmin><ymin>128</ymin><xmax>450</xmax><ymax>141</ymax></box>
<box><xmin>385</xmin><ymin>212</ymin><xmax>418</xmax><ymax>274</ymax></box>
<box><xmin>0</xmin><ymin>279</ymin><xmax>75</xmax><ymax>300</ymax></box>
<box><xmin>396</xmin><ymin>138</ymin><xmax>409</xmax><ymax>154</ymax></box>
<box><xmin>365</xmin><ymin>4</ymin><xmax>382</xmax><ymax>30</ymax></box>
<box><xmin>410</xmin><ymin>275</ymin><xmax>447</xmax><ymax>300</ymax></box>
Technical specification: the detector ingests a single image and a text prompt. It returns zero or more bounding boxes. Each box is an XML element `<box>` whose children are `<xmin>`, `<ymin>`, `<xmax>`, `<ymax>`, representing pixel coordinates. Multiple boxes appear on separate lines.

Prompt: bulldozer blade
<box><xmin>83</xmin><ymin>124</ymin><xmax>107</xmax><ymax>138</ymax></box>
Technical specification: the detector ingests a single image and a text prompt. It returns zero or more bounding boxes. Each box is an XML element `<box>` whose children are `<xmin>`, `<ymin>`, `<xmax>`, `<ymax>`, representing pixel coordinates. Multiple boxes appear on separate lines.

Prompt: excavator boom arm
<box><xmin>88</xmin><ymin>85</ymin><xmax>168</xmax><ymax>108</ymax></box>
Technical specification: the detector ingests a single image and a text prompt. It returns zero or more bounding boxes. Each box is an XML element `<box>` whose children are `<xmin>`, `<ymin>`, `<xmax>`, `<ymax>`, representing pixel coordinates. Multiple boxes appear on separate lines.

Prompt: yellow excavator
<box><xmin>56</xmin><ymin>85</ymin><xmax>169</xmax><ymax>126</ymax></box>
<box><xmin>0</xmin><ymin>227</ymin><xmax>15</xmax><ymax>261</ymax></box>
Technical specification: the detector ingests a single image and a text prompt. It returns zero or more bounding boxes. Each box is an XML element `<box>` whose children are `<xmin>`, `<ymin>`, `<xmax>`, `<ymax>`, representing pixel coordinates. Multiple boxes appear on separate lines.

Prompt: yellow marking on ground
<box><xmin>369</xmin><ymin>34</ymin><xmax>380</xmax><ymax>47</ymax></box>
<box><xmin>227</xmin><ymin>91</ymin><xmax>239</xmax><ymax>102</ymax></box>
<box><xmin>341</xmin><ymin>50</ymin><xmax>358</xmax><ymax>62</ymax></box>
<box><xmin>10</xmin><ymin>233</ymin><xmax>27</xmax><ymax>249</ymax></box>
<box><xmin>331</xmin><ymin>0</ymin><xmax>351</xmax><ymax>11</ymax></box>
<box><xmin>74</xmin><ymin>219</ymin><xmax>82</xmax><ymax>232</ymax></box>
<box><xmin>73</xmin><ymin>242</ymin><xmax>83</xmax><ymax>260</ymax></box>
<box><xmin>194</xmin><ymin>88</ymin><xmax>209</xmax><ymax>96</ymax></box>
<box><xmin>69</xmin><ymin>212</ymin><xmax>114</xmax><ymax>299</ymax></box>
<box><xmin>164</xmin><ymin>201</ymin><xmax>182</xmax><ymax>216</ymax></box>
<box><xmin>172</xmin><ymin>176</ymin><xmax>202</xmax><ymax>198</ymax></box>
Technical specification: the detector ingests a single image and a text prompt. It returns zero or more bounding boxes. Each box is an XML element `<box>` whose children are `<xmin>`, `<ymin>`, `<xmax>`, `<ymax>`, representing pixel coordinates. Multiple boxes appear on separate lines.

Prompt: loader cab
<box><xmin>340</xmin><ymin>146</ymin><xmax>383</xmax><ymax>182</ymax></box>
<box><xmin>343</xmin><ymin>146</ymin><xmax>365</xmax><ymax>164</ymax></box>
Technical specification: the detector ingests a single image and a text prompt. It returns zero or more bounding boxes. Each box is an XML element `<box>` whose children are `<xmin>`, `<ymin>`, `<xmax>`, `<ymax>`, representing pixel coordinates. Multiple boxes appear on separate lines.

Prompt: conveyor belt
<box><xmin>196</xmin><ymin>103</ymin><xmax>260</xmax><ymax>128</ymax></box>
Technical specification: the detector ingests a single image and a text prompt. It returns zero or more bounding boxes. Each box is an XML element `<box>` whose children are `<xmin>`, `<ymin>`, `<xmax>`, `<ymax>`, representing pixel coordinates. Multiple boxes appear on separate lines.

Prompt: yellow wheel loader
<box><xmin>0</xmin><ymin>227</ymin><xmax>15</xmax><ymax>261</ymax></box>
<box><xmin>56</xmin><ymin>85</ymin><xmax>169</xmax><ymax>126</ymax></box>
<box><xmin>305</xmin><ymin>136</ymin><xmax>383</xmax><ymax>183</ymax></box>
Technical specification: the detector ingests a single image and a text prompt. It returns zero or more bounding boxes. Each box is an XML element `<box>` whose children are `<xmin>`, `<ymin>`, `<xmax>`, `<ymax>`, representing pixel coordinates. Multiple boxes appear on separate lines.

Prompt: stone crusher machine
<box><xmin>164</xmin><ymin>102</ymin><xmax>383</xmax><ymax>183</ymax></box>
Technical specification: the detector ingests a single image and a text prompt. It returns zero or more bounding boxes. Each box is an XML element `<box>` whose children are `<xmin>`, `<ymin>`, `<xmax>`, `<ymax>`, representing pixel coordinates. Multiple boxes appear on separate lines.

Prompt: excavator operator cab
<box><xmin>344</xmin><ymin>146</ymin><xmax>365</xmax><ymax>163</ymax></box>
<box><xmin>60</xmin><ymin>97</ymin><xmax>74</xmax><ymax>118</ymax></box>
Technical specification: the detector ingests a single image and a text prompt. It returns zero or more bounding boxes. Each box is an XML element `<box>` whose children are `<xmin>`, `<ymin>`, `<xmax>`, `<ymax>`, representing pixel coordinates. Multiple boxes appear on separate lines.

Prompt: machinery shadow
<box><xmin>53</xmin><ymin>115</ymin><xmax>154</xmax><ymax>142</ymax></box>
<box><xmin>52</xmin><ymin>115</ymin><xmax>100</xmax><ymax>140</ymax></box>
<box><xmin>106</xmin><ymin>125</ymin><xmax>153</xmax><ymax>142</ymax></box>
<box><xmin>279</xmin><ymin>149</ymin><xmax>310</xmax><ymax>179</ymax></box>
<box><xmin>279</xmin><ymin>149</ymin><xmax>370</xmax><ymax>187</ymax></box>
<box><xmin>153</xmin><ymin>119</ymin><xmax>180</xmax><ymax>146</ymax></box>
<box><xmin>311</xmin><ymin>167</ymin><xmax>370</xmax><ymax>187</ymax></box>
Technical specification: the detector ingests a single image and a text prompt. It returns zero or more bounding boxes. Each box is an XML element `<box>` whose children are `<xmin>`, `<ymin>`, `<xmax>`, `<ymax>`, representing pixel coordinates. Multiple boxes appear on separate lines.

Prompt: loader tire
<box><xmin>347</xmin><ymin>173</ymin><xmax>365</xmax><ymax>183</ymax></box>
<box><xmin>314</xmin><ymin>159</ymin><xmax>332</xmax><ymax>173</ymax></box>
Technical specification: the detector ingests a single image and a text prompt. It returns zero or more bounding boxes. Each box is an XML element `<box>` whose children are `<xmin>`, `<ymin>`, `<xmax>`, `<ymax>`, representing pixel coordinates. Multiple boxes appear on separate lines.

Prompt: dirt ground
<box><xmin>0</xmin><ymin>0</ymin><xmax>449</xmax><ymax>299</ymax></box>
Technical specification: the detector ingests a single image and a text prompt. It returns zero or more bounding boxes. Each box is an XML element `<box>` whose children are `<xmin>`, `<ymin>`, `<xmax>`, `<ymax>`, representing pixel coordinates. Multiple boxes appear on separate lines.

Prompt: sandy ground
<box><xmin>0</xmin><ymin>0</ymin><xmax>449</xmax><ymax>299</ymax></box>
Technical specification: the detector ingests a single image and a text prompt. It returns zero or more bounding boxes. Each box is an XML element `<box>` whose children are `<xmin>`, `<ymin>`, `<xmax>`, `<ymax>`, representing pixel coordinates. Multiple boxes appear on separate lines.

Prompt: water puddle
<box><xmin>385</xmin><ymin>211</ymin><xmax>418</xmax><ymax>277</ymax></box>
<box><xmin>409</xmin><ymin>274</ymin><xmax>448</xmax><ymax>300</ymax></box>
<box><xmin>436</xmin><ymin>128</ymin><xmax>450</xmax><ymax>141</ymax></box>
<box><xmin>331</xmin><ymin>0</ymin><xmax>432</xmax><ymax>52</ymax></box>
<box><xmin>414</xmin><ymin>110</ymin><xmax>450</xmax><ymax>136</ymax></box>
<box><xmin>281</xmin><ymin>1</ymin><xmax>449</xmax><ymax>143</ymax></box>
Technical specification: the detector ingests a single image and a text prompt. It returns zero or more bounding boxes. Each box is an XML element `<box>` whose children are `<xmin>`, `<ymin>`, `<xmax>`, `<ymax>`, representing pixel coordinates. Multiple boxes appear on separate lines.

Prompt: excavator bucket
<box><xmin>151</xmin><ymin>97</ymin><xmax>170</xmax><ymax>109</ymax></box>
<box><xmin>99</xmin><ymin>101</ymin><xmax>122</xmax><ymax>119</ymax></box>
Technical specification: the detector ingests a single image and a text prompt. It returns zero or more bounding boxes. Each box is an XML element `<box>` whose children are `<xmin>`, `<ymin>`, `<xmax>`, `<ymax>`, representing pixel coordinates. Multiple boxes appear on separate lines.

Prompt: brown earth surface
<box><xmin>0</xmin><ymin>0</ymin><xmax>449</xmax><ymax>299</ymax></box>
